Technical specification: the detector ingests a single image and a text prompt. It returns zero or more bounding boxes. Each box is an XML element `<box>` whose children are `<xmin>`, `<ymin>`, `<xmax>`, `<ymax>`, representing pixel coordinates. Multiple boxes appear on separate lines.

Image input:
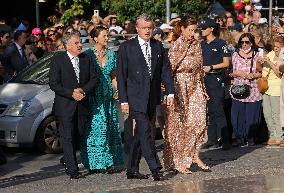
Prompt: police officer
<box><xmin>199</xmin><ymin>18</ymin><xmax>231</xmax><ymax>150</ymax></box>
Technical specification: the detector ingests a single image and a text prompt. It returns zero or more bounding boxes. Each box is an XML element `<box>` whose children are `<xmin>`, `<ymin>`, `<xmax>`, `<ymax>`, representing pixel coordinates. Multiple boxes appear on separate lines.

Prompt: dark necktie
<box><xmin>19</xmin><ymin>47</ymin><xmax>28</xmax><ymax>66</ymax></box>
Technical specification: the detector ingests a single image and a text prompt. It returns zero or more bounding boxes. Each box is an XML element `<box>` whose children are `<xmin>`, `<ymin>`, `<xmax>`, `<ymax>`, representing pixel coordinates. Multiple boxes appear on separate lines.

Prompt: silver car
<box><xmin>0</xmin><ymin>52</ymin><xmax>61</xmax><ymax>153</ymax></box>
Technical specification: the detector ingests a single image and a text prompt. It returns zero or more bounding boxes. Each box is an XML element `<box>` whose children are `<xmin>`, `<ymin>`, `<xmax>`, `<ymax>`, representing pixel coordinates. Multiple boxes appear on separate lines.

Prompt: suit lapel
<box><xmin>63</xmin><ymin>51</ymin><xmax>78</xmax><ymax>84</ymax></box>
<box><xmin>78</xmin><ymin>54</ymin><xmax>85</xmax><ymax>84</ymax></box>
<box><xmin>134</xmin><ymin>37</ymin><xmax>149</xmax><ymax>70</ymax></box>
<box><xmin>150</xmin><ymin>39</ymin><xmax>158</xmax><ymax>78</ymax></box>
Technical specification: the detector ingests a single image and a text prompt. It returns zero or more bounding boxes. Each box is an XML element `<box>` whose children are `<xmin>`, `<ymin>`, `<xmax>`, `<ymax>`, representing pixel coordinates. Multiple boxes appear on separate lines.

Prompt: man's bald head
<box><xmin>253</xmin><ymin>11</ymin><xmax>261</xmax><ymax>25</ymax></box>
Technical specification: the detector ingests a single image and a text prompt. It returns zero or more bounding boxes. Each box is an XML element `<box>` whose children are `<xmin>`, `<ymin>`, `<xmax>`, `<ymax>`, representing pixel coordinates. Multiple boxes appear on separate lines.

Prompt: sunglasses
<box><xmin>241</xmin><ymin>40</ymin><xmax>251</xmax><ymax>44</ymax></box>
<box><xmin>80</xmin><ymin>28</ymin><xmax>87</xmax><ymax>30</ymax></box>
<box><xmin>48</xmin><ymin>33</ymin><xmax>55</xmax><ymax>36</ymax></box>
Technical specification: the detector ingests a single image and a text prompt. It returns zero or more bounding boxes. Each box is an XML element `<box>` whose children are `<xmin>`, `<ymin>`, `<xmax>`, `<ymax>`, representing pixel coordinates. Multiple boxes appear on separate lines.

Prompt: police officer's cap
<box><xmin>199</xmin><ymin>18</ymin><xmax>217</xmax><ymax>30</ymax></box>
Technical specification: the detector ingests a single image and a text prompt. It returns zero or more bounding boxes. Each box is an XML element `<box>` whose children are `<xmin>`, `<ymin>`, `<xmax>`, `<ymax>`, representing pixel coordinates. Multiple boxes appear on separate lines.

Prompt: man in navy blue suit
<box><xmin>117</xmin><ymin>13</ymin><xmax>174</xmax><ymax>181</ymax></box>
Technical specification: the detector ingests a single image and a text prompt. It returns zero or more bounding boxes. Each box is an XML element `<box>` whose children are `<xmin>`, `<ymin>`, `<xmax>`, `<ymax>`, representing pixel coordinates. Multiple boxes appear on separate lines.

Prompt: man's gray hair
<box><xmin>136</xmin><ymin>13</ymin><xmax>153</xmax><ymax>26</ymax></box>
<box><xmin>61</xmin><ymin>30</ymin><xmax>81</xmax><ymax>48</ymax></box>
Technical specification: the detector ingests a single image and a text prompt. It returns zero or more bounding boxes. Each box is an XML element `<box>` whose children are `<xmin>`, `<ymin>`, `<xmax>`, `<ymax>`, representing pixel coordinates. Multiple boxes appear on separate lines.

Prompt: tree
<box><xmin>54</xmin><ymin>0</ymin><xmax>213</xmax><ymax>25</ymax></box>
<box><xmin>58</xmin><ymin>0</ymin><xmax>92</xmax><ymax>25</ymax></box>
<box><xmin>101</xmin><ymin>0</ymin><xmax>211</xmax><ymax>22</ymax></box>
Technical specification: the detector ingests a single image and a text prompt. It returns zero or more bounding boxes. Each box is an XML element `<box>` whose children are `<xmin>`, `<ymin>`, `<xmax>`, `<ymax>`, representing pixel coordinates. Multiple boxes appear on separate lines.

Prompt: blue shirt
<box><xmin>201</xmin><ymin>38</ymin><xmax>230</xmax><ymax>66</ymax></box>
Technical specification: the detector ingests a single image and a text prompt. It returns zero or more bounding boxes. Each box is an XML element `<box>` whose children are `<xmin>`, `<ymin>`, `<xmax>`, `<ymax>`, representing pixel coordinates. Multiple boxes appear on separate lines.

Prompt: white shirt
<box><xmin>15</xmin><ymin>42</ymin><xmax>23</xmax><ymax>56</ymax></box>
<box><xmin>138</xmin><ymin>36</ymin><xmax>151</xmax><ymax>64</ymax></box>
<box><xmin>109</xmin><ymin>25</ymin><xmax>123</xmax><ymax>34</ymax></box>
<box><xmin>67</xmin><ymin>51</ymin><xmax>80</xmax><ymax>83</ymax></box>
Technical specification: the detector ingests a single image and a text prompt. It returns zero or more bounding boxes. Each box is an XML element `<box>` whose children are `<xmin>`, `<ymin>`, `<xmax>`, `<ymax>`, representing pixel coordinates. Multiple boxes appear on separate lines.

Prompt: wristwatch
<box><xmin>209</xmin><ymin>65</ymin><xmax>214</xmax><ymax>72</ymax></box>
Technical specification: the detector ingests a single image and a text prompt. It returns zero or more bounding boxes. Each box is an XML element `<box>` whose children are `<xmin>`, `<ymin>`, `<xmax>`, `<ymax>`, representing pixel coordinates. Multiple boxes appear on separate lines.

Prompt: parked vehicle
<box><xmin>0</xmin><ymin>52</ymin><xmax>60</xmax><ymax>153</ymax></box>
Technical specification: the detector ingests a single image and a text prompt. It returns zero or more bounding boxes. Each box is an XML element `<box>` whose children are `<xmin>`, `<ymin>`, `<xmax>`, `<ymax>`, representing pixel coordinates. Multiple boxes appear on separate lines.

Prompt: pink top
<box><xmin>231</xmin><ymin>51</ymin><xmax>262</xmax><ymax>102</ymax></box>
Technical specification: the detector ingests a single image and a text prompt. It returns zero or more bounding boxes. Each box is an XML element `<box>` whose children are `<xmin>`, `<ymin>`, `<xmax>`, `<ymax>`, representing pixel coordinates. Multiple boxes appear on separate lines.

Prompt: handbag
<box><xmin>257</xmin><ymin>68</ymin><xmax>271</xmax><ymax>94</ymax></box>
<box><xmin>230</xmin><ymin>84</ymin><xmax>251</xmax><ymax>99</ymax></box>
<box><xmin>230</xmin><ymin>51</ymin><xmax>255</xmax><ymax>99</ymax></box>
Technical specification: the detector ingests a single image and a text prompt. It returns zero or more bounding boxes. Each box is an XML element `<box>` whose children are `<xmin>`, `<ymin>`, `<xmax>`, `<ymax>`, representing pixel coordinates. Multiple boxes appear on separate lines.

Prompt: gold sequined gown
<box><xmin>163</xmin><ymin>36</ymin><xmax>208</xmax><ymax>172</ymax></box>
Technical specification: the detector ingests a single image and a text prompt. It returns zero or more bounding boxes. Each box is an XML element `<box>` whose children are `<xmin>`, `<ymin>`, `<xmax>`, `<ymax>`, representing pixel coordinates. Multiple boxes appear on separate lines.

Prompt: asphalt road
<box><xmin>0</xmin><ymin>143</ymin><xmax>283</xmax><ymax>193</ymax></box>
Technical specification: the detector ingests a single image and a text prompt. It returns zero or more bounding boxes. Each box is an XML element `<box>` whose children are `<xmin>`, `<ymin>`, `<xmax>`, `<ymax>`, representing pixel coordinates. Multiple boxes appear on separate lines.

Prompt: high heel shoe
<box><xmin>178</xmin><ymin>167</ymin><xmax>192</xmax><ymax>174</ymax></box>
<box><xmin>193</xmin><ymin>160</ymin><xmax>211</xmax><ymax>172</ymax></box>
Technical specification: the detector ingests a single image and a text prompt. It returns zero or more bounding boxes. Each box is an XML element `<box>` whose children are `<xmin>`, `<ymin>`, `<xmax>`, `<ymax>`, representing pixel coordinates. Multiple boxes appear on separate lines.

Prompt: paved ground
<box><xmin>0</xmin><ymin>143</ymin><xmax>283</xmax><ymax>193</ymax></box>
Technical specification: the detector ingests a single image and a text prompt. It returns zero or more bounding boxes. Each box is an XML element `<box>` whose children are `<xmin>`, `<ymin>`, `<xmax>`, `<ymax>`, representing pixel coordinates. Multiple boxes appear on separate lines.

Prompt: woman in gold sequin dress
<box><xmin>163</xmin><ymin>15</ymin><xmax>209</xmax><ymax>174</ymax></box>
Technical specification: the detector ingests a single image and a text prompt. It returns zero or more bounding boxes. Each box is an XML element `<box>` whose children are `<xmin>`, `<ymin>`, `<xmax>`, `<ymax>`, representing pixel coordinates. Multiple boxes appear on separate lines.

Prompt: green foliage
<box><xmin>101</xmin><ymin>0</ymin><xmax>210</xmax><ymax>22</ymax></box>
<box><xmin>59</xmin><ymin>0</ymin><xmax>92</xmax><ymax>25</ymax></box>
<box><xmin>56</xmin><ymin>0</ymin><xmax>212</xmax><ymax>25</ymax></box>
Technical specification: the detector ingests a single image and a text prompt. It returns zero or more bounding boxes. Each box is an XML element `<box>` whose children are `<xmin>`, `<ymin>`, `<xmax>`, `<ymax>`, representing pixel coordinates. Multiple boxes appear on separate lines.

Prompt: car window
<box><xmin>14</xmin><ymin>52</ymin><xmax>55</xmax><ymax>85</ymax></box>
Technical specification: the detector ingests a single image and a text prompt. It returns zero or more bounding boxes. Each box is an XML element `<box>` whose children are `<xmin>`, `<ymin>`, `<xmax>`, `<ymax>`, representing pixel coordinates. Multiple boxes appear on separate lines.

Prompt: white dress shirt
<box><xmin>15</xmin><ymin>42</ymin><xmax>23</xmax><ymax>57</ymax></box>
<box><xmin>67</xmin><ymin>51</ymin><xmax>80</xmax><ymax>83</ymax></box>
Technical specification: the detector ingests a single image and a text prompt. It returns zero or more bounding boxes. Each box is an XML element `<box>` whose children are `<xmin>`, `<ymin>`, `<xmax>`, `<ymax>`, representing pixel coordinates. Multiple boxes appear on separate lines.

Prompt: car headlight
<box><xmin>5</xmin><ymin>101</ymin><xmax>29</xmax><ymax>117</ymax></box>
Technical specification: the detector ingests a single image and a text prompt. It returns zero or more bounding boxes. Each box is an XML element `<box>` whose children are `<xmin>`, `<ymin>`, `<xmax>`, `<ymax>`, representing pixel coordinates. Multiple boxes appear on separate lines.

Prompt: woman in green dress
<box><xmin>80</xmin><ymin>26</ymin><xmax>124</xmax><ymax>173</ymax></box>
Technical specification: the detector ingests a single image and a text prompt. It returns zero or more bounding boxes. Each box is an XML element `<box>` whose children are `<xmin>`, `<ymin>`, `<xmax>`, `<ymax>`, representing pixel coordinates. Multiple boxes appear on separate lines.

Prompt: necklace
<box><xmin>94</xmin><ymin>47</ymin><xmax>107</xmax><ymax>58</ymax></box>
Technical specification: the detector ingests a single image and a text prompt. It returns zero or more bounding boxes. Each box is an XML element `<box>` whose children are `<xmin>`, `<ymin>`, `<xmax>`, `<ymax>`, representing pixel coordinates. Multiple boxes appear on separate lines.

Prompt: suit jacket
<box><xmin>117</xmin><ymin>37</ymin><xmax>174</xmax><ymax>113</ymax></box>
<box><xmin>49</xmin><ymin>51</ymin><xmax>98</xmax><ymax>118</ymax></box>
<box><xmin>3</xmin><ymin>43</ymin><xmax>28</xmax><ymax>80</ymax></box>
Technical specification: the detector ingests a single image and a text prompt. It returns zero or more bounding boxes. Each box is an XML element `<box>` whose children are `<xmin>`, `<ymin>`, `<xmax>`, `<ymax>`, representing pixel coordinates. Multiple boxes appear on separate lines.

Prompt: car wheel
<box><xmin>35</xmin><ymin>116</ymin><xmax>62</xmax><ymax>154</ymax></box>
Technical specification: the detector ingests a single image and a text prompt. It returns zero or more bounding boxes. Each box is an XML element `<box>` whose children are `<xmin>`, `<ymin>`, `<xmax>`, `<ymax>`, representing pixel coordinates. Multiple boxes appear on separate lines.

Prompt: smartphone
<box><xmin>94</xmin><ymin>10</ymin><xmax>99</xmax><ymax>16</ymax></box>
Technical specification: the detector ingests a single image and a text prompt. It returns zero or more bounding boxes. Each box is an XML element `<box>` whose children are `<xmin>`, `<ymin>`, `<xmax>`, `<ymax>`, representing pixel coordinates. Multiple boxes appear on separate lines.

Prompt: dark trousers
<box><xmin>205</xmin><ymin>74</ymin><xmax>228</xmax><ymax>144</ymax></box>
<box><xmin>127</xmin><ymin>109</ymin><xmax>161</xmax><ymax>173</ymax></box>
<box><xmin>224</xmin><ymin>98</ymin><xmax>233</xmax><ymax>144</ymax></box>
<box><xmin>57</xmin><ymin>107</ymin><xmax>86</xmax><ymax>174</ymax></box>
<box><xmin>231</xmin><ymin>99</ymin><xmax>262</xmax><ymax>139</ymax></box>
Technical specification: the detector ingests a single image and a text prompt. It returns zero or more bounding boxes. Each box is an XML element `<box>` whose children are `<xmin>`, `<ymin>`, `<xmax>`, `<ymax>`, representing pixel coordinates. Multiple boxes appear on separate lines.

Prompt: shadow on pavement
<box><xmin>0</xmin><ymin>164</ymin><xmax>64</xmax><ymax>188</ymax></box>
<box><xmin>0</xmin><ymin>146</ymin><xmax>60</xmax><ymax>178</ymax></box>
<box><xmin>200</xmin><ymin>145</ymin><xmax>263</xmax><ymax>167</ymax></box>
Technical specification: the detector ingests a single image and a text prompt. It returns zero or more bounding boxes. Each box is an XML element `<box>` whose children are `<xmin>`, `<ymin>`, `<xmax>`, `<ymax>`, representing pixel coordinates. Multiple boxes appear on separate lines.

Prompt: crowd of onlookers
<box><xmin>0</xmin><ymin>8</ymin><xmax>284</xmax><ymax>151</ymax></box>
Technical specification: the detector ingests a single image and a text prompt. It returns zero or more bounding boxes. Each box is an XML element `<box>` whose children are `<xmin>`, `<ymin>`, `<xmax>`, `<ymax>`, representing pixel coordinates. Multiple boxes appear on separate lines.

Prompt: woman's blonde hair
<box><xmin>219</xmin><ymin>27</ymin><xmax>235</xmax><ymax>46</ymax></box>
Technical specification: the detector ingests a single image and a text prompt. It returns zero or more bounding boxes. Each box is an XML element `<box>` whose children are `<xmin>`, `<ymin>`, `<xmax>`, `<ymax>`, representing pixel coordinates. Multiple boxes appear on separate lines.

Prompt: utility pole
<box><xmin>166</xmin><ymin>0</ymin><xmax>170</xmax><ymax>23</ymax></box>
<box><xmin>269</xmin><ymin>0</ymin><xmax>273</xmax><ymax>35</ymax></box>
<box><xmin>36</xmin><ymin>0</ymin><xmax>40</xmax><ymax>27</ymax></box>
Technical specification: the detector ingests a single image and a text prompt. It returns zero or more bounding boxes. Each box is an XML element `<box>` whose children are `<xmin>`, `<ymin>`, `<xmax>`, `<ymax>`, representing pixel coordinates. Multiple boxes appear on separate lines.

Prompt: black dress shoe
<box><xmin>201</xmin><ymin>142</ymin><xmax>219</xmax><ymax>149</ymax></box>
<box><xmin>232</xmin><ymin>138</ymin><xmax>246</xmax><ymax>147</ymax></box>
<box><xmin>222</xmin><ymin>144</ymin><xmax>231</xmax><ymax>150</ymax></box>
<box><xmin>69</xmin><ymin>172</ymin><xmax>84</xmax><ymax>179</ymax></box>
<box><xmin>151</xmin><ymin>171</ymin><xmax>164</xmax><ymax>181</ymax></box>
<box><xmin>126</xmin><ymin>172</ymin><xmax>149</xmax><ymax>179</ymax></box>
<box><xmin>60</xmin><ymin>157</ymin><xmax>66</xmax><ymax>166</ymax></box>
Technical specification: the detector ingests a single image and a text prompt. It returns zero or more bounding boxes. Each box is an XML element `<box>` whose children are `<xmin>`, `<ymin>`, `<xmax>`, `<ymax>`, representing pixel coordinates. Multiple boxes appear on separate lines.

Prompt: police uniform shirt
<box><xmin>201</xmin><ymin>38</ymin><xmax>230</xmax><ymax>67</ymax></box>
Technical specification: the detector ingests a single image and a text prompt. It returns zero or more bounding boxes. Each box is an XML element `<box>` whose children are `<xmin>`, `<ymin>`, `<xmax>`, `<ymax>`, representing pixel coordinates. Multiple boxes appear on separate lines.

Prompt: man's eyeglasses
<box><xmin>240</xmin><ymin>40</ymin><xmax>251</xmax><ymax>44</ymax></box>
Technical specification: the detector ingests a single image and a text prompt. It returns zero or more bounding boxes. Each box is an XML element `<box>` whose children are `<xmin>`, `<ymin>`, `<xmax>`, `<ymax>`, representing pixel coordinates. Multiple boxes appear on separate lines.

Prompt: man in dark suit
<box><xmin>117</xmin><ymin>14</ymin><xmax>174</xmax><ymax>181</ymax></box>
<box><xmin>2</xmin><ymin>30</ymin><xmax>28</xmax><ymax>81</ymax></box>
<box><xmin>49</xmin><ymin>30</ymin><xmax>98</xmax><ymax>179</ymax></box>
